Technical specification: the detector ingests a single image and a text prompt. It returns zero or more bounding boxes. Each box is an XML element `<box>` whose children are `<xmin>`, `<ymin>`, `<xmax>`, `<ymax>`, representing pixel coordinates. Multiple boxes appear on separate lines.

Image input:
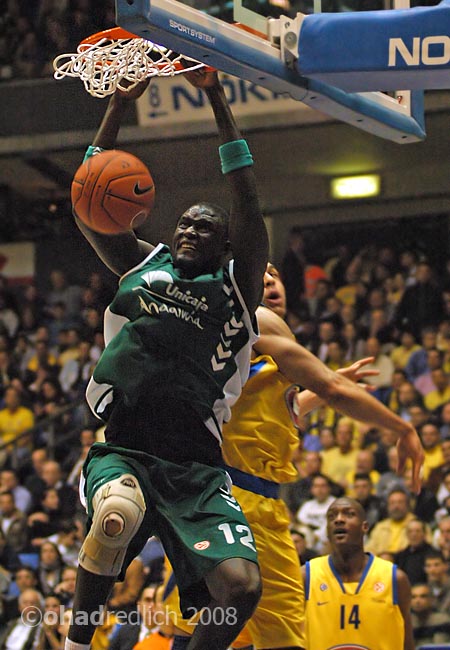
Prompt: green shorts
<box><xmin>82</xmin><ymin>443</ymin><xmax>259</xmax><ymax>615</ymax></box>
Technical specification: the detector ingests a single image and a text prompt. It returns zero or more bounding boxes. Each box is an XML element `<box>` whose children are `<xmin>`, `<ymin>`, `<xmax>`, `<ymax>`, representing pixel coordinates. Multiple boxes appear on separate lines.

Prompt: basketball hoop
<box><xmin>53</xmin><ymin>27</ymin><xmax>210</xmax><ymax>98</ymax></box>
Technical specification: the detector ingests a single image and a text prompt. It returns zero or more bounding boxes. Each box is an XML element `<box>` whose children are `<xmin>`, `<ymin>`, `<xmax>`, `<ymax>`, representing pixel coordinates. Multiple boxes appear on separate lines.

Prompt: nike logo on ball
<box><xmin>134</xmin><ymin>183</ymin><xmax>153</xmax><ymax>195</ymax></box>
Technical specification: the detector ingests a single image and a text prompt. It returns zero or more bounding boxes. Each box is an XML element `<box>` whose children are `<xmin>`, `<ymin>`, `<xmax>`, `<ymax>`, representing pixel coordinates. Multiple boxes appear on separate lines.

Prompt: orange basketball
<box><xmin>71</xmin><ymin>149</ymin><xmax>155</xmax><ymax>234</ymax></box>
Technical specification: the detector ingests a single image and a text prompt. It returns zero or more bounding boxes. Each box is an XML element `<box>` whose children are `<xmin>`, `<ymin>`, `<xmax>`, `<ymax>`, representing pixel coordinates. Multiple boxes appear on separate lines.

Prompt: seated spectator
<box><xmin>109</xmin><ymin>583</ymin><xmax>172</xmax><ymax>650</ymax></box>
<box><xmin>366</xmin><ymin>488</ymin><xmax>417</xmax><ymax>556</ymax></box>
<box><xmin>27</xmin><ymin>487</ymin><xmax>65</xmax><ymax>546</ymax></box>
<box><xmin>424</xmin><ymin>368</ymin><xmax>450</xmax><ymax>413</ymax></box>
<box><xmin>37</xmin><ymin>460</ymin><xmax>78</xmax><ymax>520</ymax></box>
<box><xmin>395</xmin><ymin>381</ymin><xmax>424</xmax><ymax>422</ymax></box>
<box><xmin>321</xmin><ymin>417</ymin><xmax>358</xmax><ymax>488</ymax></box>
<box><xmin>0</xmin><ymin>528</ymin><xmax>20</xmax><ymax>575</ymax></box>
<box><xmin>352</xmin><ymin>473</ymin><xmax>386</xmax><ymax>531</ymax></box>
<box><xmin>360</xmin><ymin>336</ymin><xmax>394</xmax><ymax>400</ymax></box>
<box><xmin>0</xmin><ymin>470</ymin><xmax>32</xmax><ymax>514</ymax></box>
<box><xmin>47</xmin><ymin>523</ymin><xmax>81</xmax><ymax>567</ymax></box>
<box><xmin>344</xmin><ymin>449</ymin><xmax>380</xmax><ymax>496</ymax></box>
<box><xmin>0</xmin><ymin>350</ymin><xmax>20</xmax><ymax>404</ymax></box>
<box><xmin>424</xmin><ymin>549</ymin><xmax>450</xmax><ymax>613</ymax></box>
<box><xmin>37</xmin><ymin>541</ymin><xmax>65</xmax><ymax>597</ymax></box>
<box><xmin>394</xmin><ymin>519</ymin><xmax>435</xmax><ymax>585</ymax></box>
<box><xmin>23</xmin><ymin>448</ymin><xmax>48</xmax><ymax>497</ymax></box>
<box><xmin>53</xmin><ymin>564</ymin><xmax>77</xmax><ymax>607</ymax></box>
<box><xmin>37</xmin><ymin>592</ymin><xmax>64</xmax><ymax>650</ymax></box>
<box><xmin>414</xmin><ymin>347</ymin><xmax>445</xmax><ymax>396</ymax></box>
<box><xmin>0</xmin><ymin>492</ymin><xmax>28</xmax><ymax>553</ymax></box>
<box><xmin>289</xmin><ymin>527</ymin><xmax>318</xmax><ymax>566</ymax></box>
<box><xmin>410</xmin><ymin>583</ymin><xmax>450</xmax><ymax>648</ymax></box>
<box><xmin>59</xmin><ymin>339</ymin><xmax>95</xmax><ymax>401</ymax></box>
<box><xmin>434</xmin><ymin>515</ymin><xmax>450</xmax><ymax>562</ymax></box>
<box><xmin>0</xmin><ymin>588</ymin><xmax>44</xmax><ymax>650</ymax></box>
<box><xmin>295</xmin><ymin>473</ymin><xmax>335</xmax><ymax>552</ymax></box>
<box><xmin>439</xmin><ymin>402</ymin><xmax>450</xmax><ymax>437</ymax></box>
<box><xmin>0</xmin><ymin>387</ymin><xmax>34</xmax><ymax>466</ymax></box>
<box><xmin>420</xmin><ymin>421</ymin><xmax>445</xmax><ymax>482</ymax></box>
<box><xmin>63</xmin><ymin>427</ymin><xmax>96</xmax><ymax>487</ymax></box>
<box><xmin>45</xmin><ymin>269</ymin><xmax>83</xmax><ymax>324</ymax></box>
<box><xmin>108</xmin><ymin>557</ymin><xmax>146</xmax><ymax>615</ymax></box>
<box><xmin>2</xmin><ymin>565</ymin><xmax>39</xmax><ymax>623</ymax></box>
<box><xmin>390</xmin><ymin>329</ymin><xmax>421</xmax><ymax>370</ymax></box>
<box><xmin>405</xmin><ymin>326</ymin><xmax>439</xmax><ymax>382</ymax></box>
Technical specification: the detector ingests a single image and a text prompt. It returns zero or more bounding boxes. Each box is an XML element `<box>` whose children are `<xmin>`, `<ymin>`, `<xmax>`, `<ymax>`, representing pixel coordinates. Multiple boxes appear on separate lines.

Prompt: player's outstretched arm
<box><xmin>397</xmin><ymin>569</ymin><xmax>415</xmax><ymax>650</ymax></box>
<box><xmin>184</xmin><ymin>69</ymin><xmax>268</xmax><ymax>315</ymax></box>
<box><xmin>254</xmin><ymin>306</ymin><xmax>424</xmax><ymax>492</ymax></box>
<box><xmin>74</xmin><ymin>82</ymin><xmax>154</xmax><ymax>276</ymax></box>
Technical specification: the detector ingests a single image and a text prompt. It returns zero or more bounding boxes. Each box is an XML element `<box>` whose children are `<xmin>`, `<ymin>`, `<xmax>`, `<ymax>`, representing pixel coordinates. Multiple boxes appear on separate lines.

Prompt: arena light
<box><xmin>331</xmin><ymin>174</ymin><xmax>381</xmax><ymax>199</ymax></box>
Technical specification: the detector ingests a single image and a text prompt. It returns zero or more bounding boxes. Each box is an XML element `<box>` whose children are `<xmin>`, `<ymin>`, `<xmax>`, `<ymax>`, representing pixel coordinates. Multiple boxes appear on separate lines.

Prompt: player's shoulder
<box><xmin>256</xmin><ymin>305</ymin><xmax>294</xmax><ymax>339</ymax></box>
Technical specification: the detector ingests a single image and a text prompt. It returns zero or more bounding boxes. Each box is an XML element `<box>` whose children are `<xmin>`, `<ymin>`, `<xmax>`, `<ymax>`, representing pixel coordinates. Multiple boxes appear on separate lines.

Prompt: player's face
<box><xmin>172</xmin><ymin>206</ymin><xmax>228</xmax><ymax>277</ymax></box>
<box><xmin>326</xmin><ymin>500</ymin><xmax>368</xmax><ymax>548</ymax></box>
<box><xmin>263</xmin><ymin>264</ymin><xmax>286</xmax><ymax>317</ymax></box>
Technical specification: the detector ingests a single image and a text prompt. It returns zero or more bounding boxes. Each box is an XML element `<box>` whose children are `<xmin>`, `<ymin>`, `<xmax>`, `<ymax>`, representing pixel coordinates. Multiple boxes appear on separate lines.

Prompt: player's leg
<box><xmin>152</xmin><ymin>461</ymin><xmax>261</xmax><ymax>650</ymax></box>
<box><xmin>65</xmin><ymin>450</ymin><xmax>148</xmax><ymax>649</ymax></box>
<box><xmin>188</xmin><ymin>556</ymin><xmax>261</xmax><ymax>650</ymax></box>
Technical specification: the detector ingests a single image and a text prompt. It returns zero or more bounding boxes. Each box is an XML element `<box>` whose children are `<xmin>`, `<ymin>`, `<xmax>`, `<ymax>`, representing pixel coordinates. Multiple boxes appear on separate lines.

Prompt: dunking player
<box><xmin>303</xmin><ymin>497</ymin><xmax>414</xmax><ymax>650</ymax></box>
<box><xmin>65</xmin><ymin>69</ymin><xmax>268</xmax><ymax>650</ymax></box>
<box><xmin>166</xmin><ymin>262</ymin><xmax>423</xmax><ymax>650</ymax></box>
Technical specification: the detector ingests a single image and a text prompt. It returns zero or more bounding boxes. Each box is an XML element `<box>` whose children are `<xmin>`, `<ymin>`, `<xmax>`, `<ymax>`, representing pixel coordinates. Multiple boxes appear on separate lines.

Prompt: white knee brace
<box><xmin>79</xmin><ymin>474</ymin><xmax>146</xmax><ymax>576</ymax></box>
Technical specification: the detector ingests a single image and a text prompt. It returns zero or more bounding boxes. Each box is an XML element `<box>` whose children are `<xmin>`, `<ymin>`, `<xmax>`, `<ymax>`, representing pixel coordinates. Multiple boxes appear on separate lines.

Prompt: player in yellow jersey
<box><xmin>167</xmin><ymin>263</ymin><xmax>423</xmax><ymax>650</ymax></box>
<box><xmin>303</xmin><ymin>497</ymin><xmax>414</xmax><ymax>650</ymax></box>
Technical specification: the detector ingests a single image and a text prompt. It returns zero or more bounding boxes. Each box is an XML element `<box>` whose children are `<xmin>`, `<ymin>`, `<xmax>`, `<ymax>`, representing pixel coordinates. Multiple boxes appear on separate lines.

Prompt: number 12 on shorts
<box><xmin>340</xmin><ymin>604</ymin><xmax>361</xmax><ymax>630</ymax></box>
<box><xmin>218</xmin><ymin>523</ymin><xmax>256</xmax><ymax>552</ymax></box>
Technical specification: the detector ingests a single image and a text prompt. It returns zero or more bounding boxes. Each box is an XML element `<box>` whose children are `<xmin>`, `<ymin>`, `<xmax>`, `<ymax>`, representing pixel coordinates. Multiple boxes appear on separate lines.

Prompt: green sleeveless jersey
<box><xmin>86</xmin><ymin>244</ymin><xmax>258</xmax><ymax>447</ymax></box>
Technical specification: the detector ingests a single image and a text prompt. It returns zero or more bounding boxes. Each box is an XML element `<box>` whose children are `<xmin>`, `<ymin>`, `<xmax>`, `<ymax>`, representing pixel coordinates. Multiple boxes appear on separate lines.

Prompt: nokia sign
<box><xmin>388</xmin><ymin>36</ymin><xmax>450</xmax><ymax>67</ymax></box>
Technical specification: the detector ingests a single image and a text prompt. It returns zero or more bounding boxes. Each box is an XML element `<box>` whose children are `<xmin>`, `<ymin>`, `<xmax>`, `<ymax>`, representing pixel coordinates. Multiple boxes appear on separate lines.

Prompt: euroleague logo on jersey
<box><xmin>194</xmin><ymin>541</ymin><xmax>210</xmax><ymax>550</ymax></box>
<box><xmin>373</xmin><ymin>581</ymin><xmax>385</xmax><ymax>593</ymax></box>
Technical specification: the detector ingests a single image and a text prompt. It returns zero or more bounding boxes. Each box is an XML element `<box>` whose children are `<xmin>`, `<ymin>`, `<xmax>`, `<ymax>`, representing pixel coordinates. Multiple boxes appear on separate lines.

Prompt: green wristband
<box><xmin>219</xmin><ymin>139</ymin><xmax>253</xmax><ymax>174</ymax></box>
<box><xmin>83</xmin><ymin>145</ymin><xmax>106</xmax><ymax>163</ymax></box>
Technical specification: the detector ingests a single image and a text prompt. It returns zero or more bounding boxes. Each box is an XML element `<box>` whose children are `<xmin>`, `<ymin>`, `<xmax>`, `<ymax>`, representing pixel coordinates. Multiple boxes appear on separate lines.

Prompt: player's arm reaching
<box><xmin>184</xmin><ymin>69</ymin><xmax>268</xmax><ymax>315</ymax></box>
<box><xmin>73</xmin><ymin>81</ymin><xmax>154</xmax><ymax>276</ymax></box>
<box><xmin>254</xmin><ymin>305</ymin><xmax>424</xmax><ymax>492</ymax></box>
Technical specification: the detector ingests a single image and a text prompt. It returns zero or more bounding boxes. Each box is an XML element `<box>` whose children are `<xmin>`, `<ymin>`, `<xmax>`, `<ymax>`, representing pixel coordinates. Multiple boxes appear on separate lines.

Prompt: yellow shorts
<box><xmin>162</xmin><ymin>485</ymin><xmax>305</xmax><ymax>649</ymax></box>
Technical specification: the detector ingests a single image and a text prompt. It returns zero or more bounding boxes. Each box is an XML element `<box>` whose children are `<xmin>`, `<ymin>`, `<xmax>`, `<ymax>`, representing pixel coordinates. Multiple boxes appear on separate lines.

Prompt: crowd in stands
<box><xmin>0</xmin><ymin>233</ymin><xmax>448</xmax><ymax>649</ymax></box>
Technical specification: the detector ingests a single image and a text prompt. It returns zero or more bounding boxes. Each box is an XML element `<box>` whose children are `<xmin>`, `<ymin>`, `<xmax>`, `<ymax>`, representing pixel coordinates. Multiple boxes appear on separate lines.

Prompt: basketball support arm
<box><xmin>115</xmin><ymin>0</ymin><xmax>447</xmax><ymax>142</ymax></box>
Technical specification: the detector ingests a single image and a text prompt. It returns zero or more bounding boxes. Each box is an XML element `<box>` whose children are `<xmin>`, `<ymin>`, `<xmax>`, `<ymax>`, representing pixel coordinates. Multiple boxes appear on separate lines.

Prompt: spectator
<box><xmin>424</xmin><ymin>549</ymin><xmax>450</xmax><ymax>613</ymax></box>
<box><xmin>0</xmin><ymin>492</ymin><xmax>28</xmax><ymax>553</ymax></box>
<box><xmin>0</xmin><ymin>470</ymin><xmax>32</xmax><ymax>514</ymax></box>
<box><xmin>410</xmin><ymin>583</ymin><xmax>450</xmax><ymax>649</ymax></box>
<box><xmin>37</xmin><ymin>592</ymin><xmax>64</xmax><ymax>650</ymax></box>
<box><xmin>376</xmin><ymin>446</ymin><xmax>406</xmax><ymax>500</ymax></box>
<box><xmin>395</xmin><ymin>261</ymin><xmax>445</xmax><ymax>339</ymax></box>
<box><xmin>23</xmin><ymin>448</ymin><xmax>48</xmax><ymax>497</ymax></box>
<box><xmin>434</xmin><ymin>515</ymin><xmax>450</xmax><ymax>562</ymax></box>
<box><xmin>352</xmin><ymin>472</ymin><xmax>386</xmax><ymax>531</ymax></box>
<box><xmin>289</xmin><ymin>527</ymin><xmax>317</xmax><ymax>566</ymax></box>
<box><xmin>295</xmin><ymin>473</ymin><xmax>335</xmax><ymax>552</ymax></box>
<box><xmin>0</xmin><ymin>387</ymin><xmax>34</xmax><ymax>465</ymax></box>
<box><xmin>34</xmin><ymin>460</ymin><xmax>77</xmax><ymax>521</ymax></box>
<box><xmin>0</xmin><ymin>588</ymin><xmax>44</xmax><ymax>650</ymax></box>
<box><xmin>395</xmin><ymin>382</ymin><xmax>424</xmax><ymax>422</ymax></box>
<box><xmin>280</xmin><ymin>227</ymin><xmax>306</xmax><ymax>314</ymax></box>
<box><xmin>414</xmin><ymin>347</ymin><xmax>444</xmax><ymax>396</ymax></box>
<box><xmin>0</xmin><ymin>528</ymin><xmax>20</xmax><ymax>574</ymax></box>
<box><xmin>439</xmin><ymin>402</ymin><xmax>450</xmax><ymax>437</ymax></box>
<box><xmin>361</xmin><ymin>336</ymin><xmax>394</xmax><ymax>396</ymax></box>
<box><xmin>394</xmin><ymin>519</ymin><xmax>435</xmax><ymax>585</ymax></box>
<box><xmin>0</xmin><ymin>351</ymin><xmax>21</xmax><ymax>404</ymax></box>
<box><xmin>427</xmin><ymin>437</ymin><xmax>450</xmax><ymax>496</ymax></box>
<box><xmin>405</xmin><ymin>326</ymin><xmax>439</xmax><ymax>382</ymax></box>
<box><xmin>45</xmin><ymin>269</ymin><xmax>83</xmax><ymax>324</ymax></box>
<box><xmin>423</xmin><ymin>368</ymin><xmax>450</xmax><ymax>413</ymax></box>
<box><xmin>344</xmin><ymin>449</ymin><xmax>380</xmax><ymax>496</ymax></box>
<box><xmin>53</xmin><ymin>564</ymin><xmax>77</xmax><ymax>607</ymax></box>
<box><xmin>420</xmin><ymin>421</ymin><xmax>445</xmax><ymax>482</ymax></box>
<box><xmin>27</xmin><ymin>487</ymin><xmax>65</xmax><ymax>546</ymax></box>
<box><xmin>321</xmin><ymin>417</ymin><xmax>359</xmax><ymax>487</ymax></box>
<box><xmin>390</xmin><ymin>330</ymin><xmax>421</xmax><ymax>370</ymax></box>
<box><xmin>366</xmin><ymin>488</ymin><xmax>416</xmax><ymax>556</ymax></box>
<box><xmin>37</xmin><ymin>541</ymin><xmax>65</xmax><ymax>597</ymax></box>
<box><xmin>109</xmin><ymin>583</ymin><xmax>171</xmax><ymax>650</ymax></box>
<box><xmin>2</xmin><ymin>565</ymin><xmax>39</xmax><ymax>623</ymax></box>
<box><xmin>108</xmin><ymin>557</ymin><xmax>146</xmax><ymax>615</ymax></box>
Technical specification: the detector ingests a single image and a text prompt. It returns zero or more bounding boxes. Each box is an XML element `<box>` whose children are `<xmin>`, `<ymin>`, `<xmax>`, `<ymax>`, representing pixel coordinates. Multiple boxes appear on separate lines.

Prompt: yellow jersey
<box><xmin>222</xmin><ymin>354</ymin><xmax>299</xmax><ymax>484</ymax></box>
<box><xmin>305</xmin><ymin>553</ymin><xmax>404</xmax><ymax>650</ymax></box>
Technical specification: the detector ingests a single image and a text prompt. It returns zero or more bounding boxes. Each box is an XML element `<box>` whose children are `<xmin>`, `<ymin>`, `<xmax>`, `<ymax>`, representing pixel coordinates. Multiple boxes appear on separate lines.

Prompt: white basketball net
<box><xmin>53</xmin><ymin>34</ymin><xmax>206</xmax><ymax>98</ymax></box>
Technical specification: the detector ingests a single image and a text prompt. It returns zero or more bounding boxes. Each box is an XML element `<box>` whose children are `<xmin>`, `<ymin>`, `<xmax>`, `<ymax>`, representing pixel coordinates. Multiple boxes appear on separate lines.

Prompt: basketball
<box><xmin>71</xmin><ymin>149</ymin><xmax>155</xmax><ymax>234</ymax></box>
